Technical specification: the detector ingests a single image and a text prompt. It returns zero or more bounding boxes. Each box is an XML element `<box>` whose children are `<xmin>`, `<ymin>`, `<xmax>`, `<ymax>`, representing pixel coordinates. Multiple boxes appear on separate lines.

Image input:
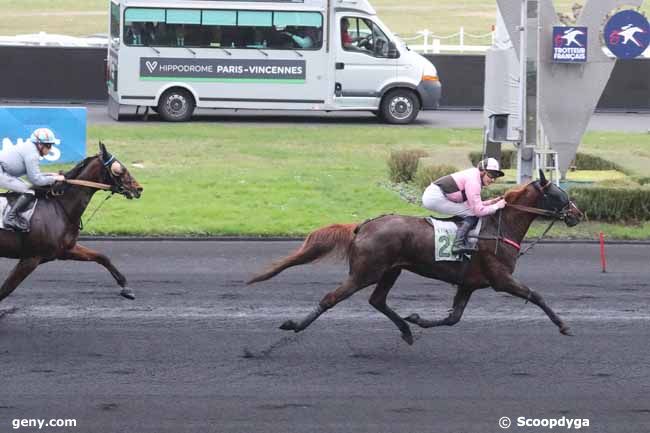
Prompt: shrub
<box><xmin>468</xmin><ymin>150</ymin><xmax>516</xmax><ymax>169</ymax></box>
<box><xmin>387</xmin><ymin>149</ymin><xmax>428</xmax><ymax>183</ymax></box>
<box><xmin>569</xmin><ymin>186</ymin><xmax>650</xmax><ymax>222</ymax></box>
<box><xmin>469</xmin><ymin>151</ymin><xmax>625</xmax><ymax>172</ymax></box>
<box><xmin>572</xmin><ymin>153</ymin><xmax>623</xmax><ymax>171</ymax></box>
<box><xmin>414</xmin><ymin>163</ymin><xmax>459</xmax><ymax>191</ymax></box>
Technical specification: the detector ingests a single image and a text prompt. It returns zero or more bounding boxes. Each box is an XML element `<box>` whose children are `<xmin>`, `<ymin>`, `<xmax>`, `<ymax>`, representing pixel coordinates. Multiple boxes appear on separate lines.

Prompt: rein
<box><xmin>506</xmin><ymin>203</ymin><xmax>562</xmax><ymax>218</ymax></box>
<box><xmin>64</xmin><ymin>179</ymin><xmax>113</xmax><ymax>191</ymax></box>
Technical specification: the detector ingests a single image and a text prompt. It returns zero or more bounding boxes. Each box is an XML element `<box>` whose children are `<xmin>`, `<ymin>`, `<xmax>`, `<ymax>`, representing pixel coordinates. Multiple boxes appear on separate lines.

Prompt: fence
<box><xmin>398</xmin><ymin>27</ymin><xmax>495</xmax><ymax>54</ymax></box>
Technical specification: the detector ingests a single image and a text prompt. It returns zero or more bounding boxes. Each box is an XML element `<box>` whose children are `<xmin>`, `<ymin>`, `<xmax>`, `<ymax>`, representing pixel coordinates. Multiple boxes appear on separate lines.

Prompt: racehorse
<box><xmin>248</xmin><ymin>170</ymin><xmax>583</xmax><ymax>345</ymax></box>
<box><xmin>0</xmin><ymin>142</ymin><xmax>142</xmax><ymax>304</ymax></box>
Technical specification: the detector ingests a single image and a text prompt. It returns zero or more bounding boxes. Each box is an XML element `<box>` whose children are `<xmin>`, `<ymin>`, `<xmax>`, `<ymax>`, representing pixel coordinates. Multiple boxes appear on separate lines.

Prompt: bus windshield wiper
<box><xmin>293</xmin><ymin>50</ymin><xmax>304</xmax><ymax>58</ymax></box>
<box><xmin>149</xmin><ymin>46</ymin><xmax>160</xmax><ymax>55</ymax></box>
<box><xmin>185</xmin><ymin>47</ymin><xmax>196</xmax><ymax>56</ymax></box>
<box><xmin>257</xmin><ymin>48</ymin><xmax>269</xmax><ymax>57</ymax></box>
<box><xmin>220</xmin><ymin>48</ymin><xmax>232</xmax><ymax>56</ymax></box>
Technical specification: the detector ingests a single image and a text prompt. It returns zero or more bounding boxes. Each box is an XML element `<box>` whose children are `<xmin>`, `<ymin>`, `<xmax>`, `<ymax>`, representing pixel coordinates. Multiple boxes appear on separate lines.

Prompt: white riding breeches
<box><xmin>422</xmin><ymin>183</ymin><xmax>474</xmax><ymax>217</ymax></box>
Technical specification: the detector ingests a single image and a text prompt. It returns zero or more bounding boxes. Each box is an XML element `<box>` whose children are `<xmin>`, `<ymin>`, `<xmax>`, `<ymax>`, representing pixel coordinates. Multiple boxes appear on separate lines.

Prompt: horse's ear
<box><xmin>98</xmin><ymin>141</ymin><xmax>107</xmax><ymax>156</ymax></box>
<box><xmin>539</xmin><ymin>169</ymin><xmax>548</xmax><ymax>186</ymax></box>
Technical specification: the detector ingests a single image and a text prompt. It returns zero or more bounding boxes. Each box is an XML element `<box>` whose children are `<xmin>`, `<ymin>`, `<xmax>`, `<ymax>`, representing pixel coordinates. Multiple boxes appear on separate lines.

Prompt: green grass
<box><xmin>54</xmin><ymin>124</ymin><xmax>650</xmax><ymax>239</ymax></box>
<box><xmin>82</xmin><ymin>124</ymin><xmax>479</xmax><ymax>235</ymax></box>
<box><xmin>5</xmin><ymin>1</ymin><xmax>650</xmax><ymax>39</ymax></box>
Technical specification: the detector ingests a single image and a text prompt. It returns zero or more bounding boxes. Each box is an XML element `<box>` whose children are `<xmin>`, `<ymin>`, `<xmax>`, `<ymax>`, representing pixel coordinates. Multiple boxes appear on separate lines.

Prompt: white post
<box><xmin>422</xmin><ymin>30</ymin><xmax>430</xmax><ymax>54</ymax></box>
<box><xmin>459</xmin><ymin>26</ymin><xmax>465</xmax><ymax>52</ymax></box>
<box><xmin>432</xmin><ymin>38</ymin><xmax>441</xmax><ymax>54</ymax></box>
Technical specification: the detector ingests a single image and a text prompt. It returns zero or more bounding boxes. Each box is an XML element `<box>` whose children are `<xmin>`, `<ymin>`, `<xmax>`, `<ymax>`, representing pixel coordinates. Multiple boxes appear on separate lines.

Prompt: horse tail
<box><xmin>246</xmin><ymin>223</ymin><xmax>357</xmax><ymax>285</ymax></box>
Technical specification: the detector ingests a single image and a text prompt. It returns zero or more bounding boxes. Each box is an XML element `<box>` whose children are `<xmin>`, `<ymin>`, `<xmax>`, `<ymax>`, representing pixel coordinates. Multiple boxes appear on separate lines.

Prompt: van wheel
<box><xmin>380</xmin><ymin>89</ymin><xmax>420</xmax><ymax>124</ymax></box>
<box><xmin>158</xmin><ymin>89</ymin><xmax>195</xmax><ymax>122</ymax></box>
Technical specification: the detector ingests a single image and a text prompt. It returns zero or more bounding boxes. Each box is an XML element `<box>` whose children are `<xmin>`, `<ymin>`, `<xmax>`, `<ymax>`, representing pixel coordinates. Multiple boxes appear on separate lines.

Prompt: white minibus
<box><xmin>107</xmin><ymin>0</ymin><xmax>441</xmax><ymax>123</ymax></box>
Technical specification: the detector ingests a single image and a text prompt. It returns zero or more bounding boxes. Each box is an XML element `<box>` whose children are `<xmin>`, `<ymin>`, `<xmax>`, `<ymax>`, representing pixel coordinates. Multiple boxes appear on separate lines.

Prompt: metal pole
<box><xmin>517</xmin><ymin>0</ymin><xmax>538</xmax><ymax>184</ymax></box>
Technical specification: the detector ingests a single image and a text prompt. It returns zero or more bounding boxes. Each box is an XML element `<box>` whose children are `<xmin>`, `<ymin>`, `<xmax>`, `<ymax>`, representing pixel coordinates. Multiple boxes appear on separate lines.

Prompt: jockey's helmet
<box><xmin>477</xmin><ymin>157</ymin><xmax>505</xmax><ymax>178</ymax></box>
<box><xmin>30</xmin><ymin>128</ymin><xmax>58</xmax><ymax>147</ymax></box>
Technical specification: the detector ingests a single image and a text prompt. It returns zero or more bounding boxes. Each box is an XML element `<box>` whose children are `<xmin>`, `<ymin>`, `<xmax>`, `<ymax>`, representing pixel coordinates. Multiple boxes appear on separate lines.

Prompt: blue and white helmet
<box><xmin>30</xmin><ymin>128</ymin><xmax>58</xmax><ymax>146</ymax></box>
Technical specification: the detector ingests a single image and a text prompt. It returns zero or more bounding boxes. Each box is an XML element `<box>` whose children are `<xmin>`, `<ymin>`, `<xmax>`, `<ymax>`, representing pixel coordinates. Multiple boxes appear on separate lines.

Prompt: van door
<box><xmin>333</xmin><ymin>15</ymin><xmax>397</xmax><ymax>108</ymax></box>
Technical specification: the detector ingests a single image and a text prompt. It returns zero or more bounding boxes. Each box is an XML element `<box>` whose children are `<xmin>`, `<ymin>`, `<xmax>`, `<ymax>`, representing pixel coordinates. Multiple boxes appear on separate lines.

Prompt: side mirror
<box><xmin>387</xmin><ymin>41</ymin><xmax>399</xmax><ymax>58</ymax></box>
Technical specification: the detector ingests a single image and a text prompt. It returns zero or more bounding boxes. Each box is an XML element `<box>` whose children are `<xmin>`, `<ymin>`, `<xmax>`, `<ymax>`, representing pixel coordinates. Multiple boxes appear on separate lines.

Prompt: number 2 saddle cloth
<box><xmin>425</xmin><ymin>216</ymin><xmax>483</xmax><ymax>262</ymax></box>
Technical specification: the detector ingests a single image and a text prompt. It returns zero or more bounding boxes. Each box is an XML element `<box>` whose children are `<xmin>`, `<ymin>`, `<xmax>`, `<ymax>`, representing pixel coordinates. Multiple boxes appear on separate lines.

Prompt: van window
<box><xmin>341</xmin><ymin>17</ymin><xmax>392</xmax><ymax>58</ymax></box>
<box><xmin>110</xmin><ymin>2</ymin><xmax>121</xmax><ymax>49</ymax></box>
<box><xmin>122</xmin><ymin>7</ymin><xmax>322</xmax><ymax>50</ymax></box>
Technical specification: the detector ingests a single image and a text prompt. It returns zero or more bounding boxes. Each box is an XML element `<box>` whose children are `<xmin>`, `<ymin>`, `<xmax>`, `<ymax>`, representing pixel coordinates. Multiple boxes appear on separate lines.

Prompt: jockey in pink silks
<box><xmin>422</xmin><ymin>157</ymin><xmax>507</xmax><ymax>254</ymax></box>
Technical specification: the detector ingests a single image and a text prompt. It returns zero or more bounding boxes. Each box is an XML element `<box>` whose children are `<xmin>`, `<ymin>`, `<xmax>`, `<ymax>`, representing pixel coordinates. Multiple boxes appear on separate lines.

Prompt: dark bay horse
<box><xmin>248</xmin><ymin>170</ymin><xmax>583</xmax><ymax>345</ymax></box>
<box><xmin>0</xmin><ymin>142</ymin><xmax>142</xmax><ymax>304</ymax></box>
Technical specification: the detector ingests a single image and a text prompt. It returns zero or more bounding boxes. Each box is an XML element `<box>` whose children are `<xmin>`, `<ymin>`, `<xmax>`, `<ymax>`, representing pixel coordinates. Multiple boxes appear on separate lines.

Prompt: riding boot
<box><xmin>451</xmin><ymin>216</ymin><xmax>479</xmax><ymax>255</ymax></box>
<box><xmin>4</xmin><ymin>194</ymin><xmax>35</xmax><ymax>232</ymax></box>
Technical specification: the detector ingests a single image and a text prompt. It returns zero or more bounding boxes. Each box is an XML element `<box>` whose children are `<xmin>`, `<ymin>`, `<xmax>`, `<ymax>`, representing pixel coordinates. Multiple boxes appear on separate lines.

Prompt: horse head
<box><xmin>504</xmin><ymin>170</ymin><xmax>583</xmax><ymax>227</ymax></box>
<box><xmin>97</xmin><ymin>141</ymin><xmax>143</xmax><ymax>199</ymax></box>
<box><xmin>64</xmin><ymin>142</ymin><xmax>143</xmax><ymax>200</ymax></box>
<box><xmin>532</xmin><ymin>170</ymin><xmax>583</xmax><ymax>227</ymax></box>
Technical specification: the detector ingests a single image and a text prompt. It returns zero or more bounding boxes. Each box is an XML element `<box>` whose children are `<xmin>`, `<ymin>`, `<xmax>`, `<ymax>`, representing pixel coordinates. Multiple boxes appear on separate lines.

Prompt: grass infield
<box><xmin>44</xmin><ymin>123</ymin><xmax>650</xmax><ymax>240</ymax></box>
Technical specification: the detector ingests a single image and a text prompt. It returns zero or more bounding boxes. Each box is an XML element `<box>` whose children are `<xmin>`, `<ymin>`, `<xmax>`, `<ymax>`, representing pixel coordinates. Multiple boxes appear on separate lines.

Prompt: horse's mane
<box><xmin>503</xmin><ymin>182</ymin><xmax>533</xmax><ymax>203</ymax></box>
<box><xmin>64</xmin><ymin>155</ymin><xmax>98</xmax><ymax>179</ymax></box>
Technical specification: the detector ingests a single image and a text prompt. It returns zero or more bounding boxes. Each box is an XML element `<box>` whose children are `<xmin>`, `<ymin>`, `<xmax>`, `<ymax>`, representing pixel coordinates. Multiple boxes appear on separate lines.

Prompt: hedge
<box><xmin>481</xmin><ymin>184</ymin><xmax>650</xmax><ymax>221</ymax></box>
<box><xmin>469</xmin><ymin>151</ymin><xmax>624</xmax><ymax>171</ymax></box>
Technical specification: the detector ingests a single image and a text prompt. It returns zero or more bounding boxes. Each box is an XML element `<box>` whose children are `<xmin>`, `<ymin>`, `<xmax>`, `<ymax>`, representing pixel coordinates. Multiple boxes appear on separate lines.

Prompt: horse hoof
<box><xmin>279</xmin><ymin>320</ymin><xmax>296</xmax><ymax>331</ymax></box>
<box><xmin>120</xmin><ymin>288</ymin><xmax>135</xmax><ymax>300</ymax></box>
<box><xmin>401</xmin><ymin>332</ymin><xmax>414</xmax><ymax>346</ymax></box>
<box><xmin>404</xmin><ymin>314</ymin><xmax>420</xmax><ymax>324</ymax></box>
<box><xmin>560</xmin><ymin>326</ymin><xmax>573</xmax><ymax>336</ymax></box>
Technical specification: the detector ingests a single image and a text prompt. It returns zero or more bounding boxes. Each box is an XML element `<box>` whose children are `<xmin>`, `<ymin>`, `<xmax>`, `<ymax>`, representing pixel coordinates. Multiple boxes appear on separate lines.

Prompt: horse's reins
<box><xmin>64</xmin><ymin>179</ymin><xmax>113</xmax><ymax>191</ymax></box>
<box><xmin>474</xmin><ymin>201</ymin><xmax>568</xmax><ymax>257</ymax></box>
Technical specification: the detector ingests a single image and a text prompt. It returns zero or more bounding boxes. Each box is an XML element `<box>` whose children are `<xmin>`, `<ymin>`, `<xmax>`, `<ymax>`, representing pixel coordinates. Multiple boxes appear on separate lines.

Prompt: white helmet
<box><xmin>30</xmin><ymin>128</ymin><xmax>58</xmax><ymax>146</ymax></box>
<box><xmin>477</xmin><ymin>157</ymin><xmax>504</xmax><ymax>178</ymax></box>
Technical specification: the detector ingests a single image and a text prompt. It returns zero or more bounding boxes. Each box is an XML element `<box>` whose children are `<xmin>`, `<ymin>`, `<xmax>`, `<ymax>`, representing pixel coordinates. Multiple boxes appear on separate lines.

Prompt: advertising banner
<box><xmin>140</xmin><ymin>57</ymin><xmax>306</xmax><ymax>83</ymax></box>
<box><xmin>552</xmin><ymin>27</ymin><xmax>587</xmax><ymax>63</ymax></box>
<box><xmin>0</xmin><ymin>107</ymin><xmax>87</xmax><ymax>164</ymax></box>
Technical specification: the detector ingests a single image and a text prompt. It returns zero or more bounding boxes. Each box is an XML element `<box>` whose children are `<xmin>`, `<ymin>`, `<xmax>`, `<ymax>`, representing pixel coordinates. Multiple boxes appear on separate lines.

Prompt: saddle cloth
<box><xmin>425</xmin><ymin>217</ymin><xmax>483</xmax><ymax>262</ymax></box>
<box><xmin>0</xmin><ymin>196</ymin><xmax>38</xmax><ymax>231</ymax></box>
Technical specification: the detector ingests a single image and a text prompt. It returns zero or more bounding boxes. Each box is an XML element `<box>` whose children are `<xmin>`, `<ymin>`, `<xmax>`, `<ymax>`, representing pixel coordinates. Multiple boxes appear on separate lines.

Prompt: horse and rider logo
<box><xmin>603</xmin><ymin>9</ymin><xmax>650</xmax><ymax>59</ymax></box>
<box><xmin>552</xmin><ymin>26</ymin><xmax>588</xmax><ymax>62</ymax></box>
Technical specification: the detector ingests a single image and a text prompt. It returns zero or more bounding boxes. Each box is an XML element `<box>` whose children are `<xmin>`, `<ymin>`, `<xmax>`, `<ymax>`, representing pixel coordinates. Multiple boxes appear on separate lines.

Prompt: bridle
<box><xmin>506</xmin><ymin>181</ymin><xmax>577</xmax><ymax>223</ymax></box>
<box><xmin>488</xmin><ymin>181</ymin><xmax>579</xmax><ymax>257</ymax></box>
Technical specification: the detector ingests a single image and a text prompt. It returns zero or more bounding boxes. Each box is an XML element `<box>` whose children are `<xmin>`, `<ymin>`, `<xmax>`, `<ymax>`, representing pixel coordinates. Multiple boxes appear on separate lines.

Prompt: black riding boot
<box><xmin>4</xmin><ymin>194</ymin><xmax>35</xmax><ymax>232</ymax></box>
<box><xmin>452</xmin><ymin>216</ymin><xmax>479</xmax><ymax>255</ymax></box>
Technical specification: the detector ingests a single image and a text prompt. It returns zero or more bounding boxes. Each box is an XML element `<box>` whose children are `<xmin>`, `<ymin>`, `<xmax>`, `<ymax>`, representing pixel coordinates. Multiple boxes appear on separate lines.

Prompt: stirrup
<box><xmin>452</xmin><ymin>243</ymin><xmax>477</xmax><ymax>255</ymax></box>
<box><xmin>4</xmin><ymin>215</ymin><xmax>28</xmax><ymax>232</ymax></box>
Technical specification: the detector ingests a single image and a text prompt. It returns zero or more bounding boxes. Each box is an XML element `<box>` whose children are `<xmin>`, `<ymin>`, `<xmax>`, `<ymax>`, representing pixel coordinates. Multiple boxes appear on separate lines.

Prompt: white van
<box><xmin>107</xmin><ymin>0</ymin><xmax>441</xmax><ymax>123</ymax></box>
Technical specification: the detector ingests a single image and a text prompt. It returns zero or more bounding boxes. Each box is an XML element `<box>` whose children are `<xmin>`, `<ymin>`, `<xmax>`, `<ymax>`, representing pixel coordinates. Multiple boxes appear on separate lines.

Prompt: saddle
<box><xmin>425</xmin><ymin>216</ymin><xmax>483</xmax><ymax>262</ymax></box>
<box><xmin>0</xmin><ymin>194</ymin><xmax>38</xmax><ymax>232</ymax></box>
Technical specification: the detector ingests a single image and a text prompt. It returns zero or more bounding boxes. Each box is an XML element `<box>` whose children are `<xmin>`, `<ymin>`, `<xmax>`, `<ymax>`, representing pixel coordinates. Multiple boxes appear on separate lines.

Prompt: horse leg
<box><xmin>492</xmin><ymin>275</ymin><xmax>571</xmax><ymax>336</ymax></box>
<box><xmin>404</xmin><ymin>287</ymin><xmax>473</xmax><ymax>329</ymax></box>
<box><xmin>0</xmin><ymin>257</ymin><xmax>42</xmax><ymax>303</ymax></box>
<box><xmin>280</xmin><ymin>276</ymin><xmax>367</xmax><ymax>333</ymax></box>
<box><xmin>59</xmin><ymin>243</ymin><xmax>134</xmax><ymax>300</ymax></box>
<box><xmin>368</xmin><ymin>269</ymin><xmax>414</xmax><ymax>345</ymax></box>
